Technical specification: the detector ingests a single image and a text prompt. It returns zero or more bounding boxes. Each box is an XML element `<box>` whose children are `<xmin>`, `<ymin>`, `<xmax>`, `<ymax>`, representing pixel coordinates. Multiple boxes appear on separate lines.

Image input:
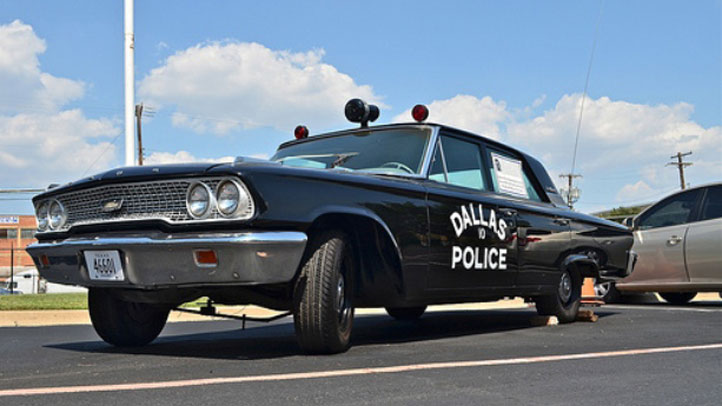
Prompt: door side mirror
<box><xmin>622</xmin><ymin>216</ymin><xmax>635</xmax><ymax>229</ymax></box>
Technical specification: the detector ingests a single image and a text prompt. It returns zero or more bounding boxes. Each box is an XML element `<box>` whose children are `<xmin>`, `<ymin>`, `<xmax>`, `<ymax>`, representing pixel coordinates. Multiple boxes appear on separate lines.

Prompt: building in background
<box><xmin>0</xmin><ymin>215</ymin><xmax>37</xmax><ymax>277</ymax></box>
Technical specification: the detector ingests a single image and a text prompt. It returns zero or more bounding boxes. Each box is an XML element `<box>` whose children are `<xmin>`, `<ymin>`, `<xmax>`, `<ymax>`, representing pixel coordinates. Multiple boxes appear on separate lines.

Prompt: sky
<box><xmin>0</xmin><ymin>0</ymin><xmax>720</xmax><ymax>215</ymax></box>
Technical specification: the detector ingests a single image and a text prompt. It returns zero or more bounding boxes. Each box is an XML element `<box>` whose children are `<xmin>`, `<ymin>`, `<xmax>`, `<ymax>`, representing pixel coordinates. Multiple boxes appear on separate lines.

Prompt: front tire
<box><xmin>88</xmin><ymin>288</ymin><xmax>169</xmax><ymax>347</ymax></box>
<box><xmin>535</xmin><ymin>268</ymin><xmax>582</xmax><ymax>323</ymax></box>
<box><xmin>293</xmin><ymin>231</ymin><xmax>354</xmax><ymax>354</ymax></box>
<box><xmin>659</xmin><ymin>292</ymin><xmax>696</xmax><ymax>305</ymax></box>
<box><xmin>386</xmin><ymin>306</ymin><xmax>426</xmax><ymax>321</ymax></box>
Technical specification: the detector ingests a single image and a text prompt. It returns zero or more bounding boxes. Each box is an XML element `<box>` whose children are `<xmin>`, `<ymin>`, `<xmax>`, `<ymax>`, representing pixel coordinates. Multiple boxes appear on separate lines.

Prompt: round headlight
<box><xmin>216</xmin><ymin>180</ymin><xmax>240</xmax><ymax>216</ymax></box>
<box><xmin>36</xmin><ymin>201</ymin><xmax>49</xmax><ymax>231</ymax></box>
<box><xmin>48</xmin><ymin>200</ymin><xmax>67</xmax><ymax>230</ymax></box>
<box><xmin>216</xmin><ymin>179</ymin><xmax>252</xmax><ymax>218</ymax></box>
<box><xmin>187</xmin><ymin>183</ymin><xmax>212</xmax><ymax>218</ymax></box>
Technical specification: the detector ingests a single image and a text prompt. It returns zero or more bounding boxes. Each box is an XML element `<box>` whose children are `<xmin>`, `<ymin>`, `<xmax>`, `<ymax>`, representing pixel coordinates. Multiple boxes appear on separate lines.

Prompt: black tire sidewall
<box><xmin>293</xmin><ymin>230</ymin><xmax>355</xmax><ymax>354</ymax></box>
<box><xmin>536</xmin><ymin>268</ymin><xmax>582</xmax><ymax>323</ymax></box>
<box><xmin>88</xmin><ymin>288</ymin><xmax>169</xmax><ymax>347</ymax></box>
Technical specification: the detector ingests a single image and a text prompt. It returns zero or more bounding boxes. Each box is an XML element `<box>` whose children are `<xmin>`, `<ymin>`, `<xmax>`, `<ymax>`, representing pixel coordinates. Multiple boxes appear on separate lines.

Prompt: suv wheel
<box><xmin>535</xmin><ymin>268</ymin><xmax>582</xmax><ymax>323</ymax></box>
<box><xmin>293</xmin><ymin>230</ymin><xmax>354</xmax><ymax>354</ymax></box>
<box><xmin>88</xmin><ymin>288</ymin><xmax>169</xmax><ymax>347</ymax></box>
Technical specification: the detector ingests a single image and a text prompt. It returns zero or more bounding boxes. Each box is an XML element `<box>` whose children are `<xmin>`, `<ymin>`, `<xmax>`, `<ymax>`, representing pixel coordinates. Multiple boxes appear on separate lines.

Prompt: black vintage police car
<box><xmin>27</xmin><ymin>99</ymin><xmax>636</xmax><ymax>354</ymax></box>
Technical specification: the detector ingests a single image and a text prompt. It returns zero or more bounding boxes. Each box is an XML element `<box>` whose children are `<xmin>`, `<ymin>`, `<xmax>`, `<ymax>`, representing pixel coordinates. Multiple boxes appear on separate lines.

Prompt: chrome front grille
<box><xmin>52</xmin><ymin>178</ymin><xmax>223</xmax><ymax>231</ymax></box>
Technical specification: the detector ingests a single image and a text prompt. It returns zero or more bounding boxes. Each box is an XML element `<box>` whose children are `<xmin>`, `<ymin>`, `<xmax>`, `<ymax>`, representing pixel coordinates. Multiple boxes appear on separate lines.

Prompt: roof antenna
<box><xmin>562</xmin><ymin>0</ymin><xmax>605</xmax><ymax>209</ymax></box>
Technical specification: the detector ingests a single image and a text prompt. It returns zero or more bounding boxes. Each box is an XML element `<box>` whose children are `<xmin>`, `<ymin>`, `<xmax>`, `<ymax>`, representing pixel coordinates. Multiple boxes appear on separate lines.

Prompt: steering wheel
<box><xmin>380</xmin><ymin>162</ymin><xmax>415</xmax><ymax>174</ymax></box>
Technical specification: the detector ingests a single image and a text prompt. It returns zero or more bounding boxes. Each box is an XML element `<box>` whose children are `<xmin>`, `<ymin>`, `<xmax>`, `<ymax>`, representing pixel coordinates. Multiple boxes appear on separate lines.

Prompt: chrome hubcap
<box><xmin>559</xmin><ymin>271</ymin><xmax>572</xmax><ymax>304</ymax></box>
<box><xmin>337</xmin><ymin>274</ymin><xmax>345</xmax><ymax>313</ymax></box>
<box><xmin>594</xmin><ymin>281</ymin><xmax>610</xmax><ymax>297</ymax></box>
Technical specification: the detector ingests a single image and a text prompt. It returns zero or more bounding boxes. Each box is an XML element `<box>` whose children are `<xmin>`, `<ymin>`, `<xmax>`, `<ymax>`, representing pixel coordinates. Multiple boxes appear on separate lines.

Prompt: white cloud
<box><xmin>144</xmin><ymin>150</ymin><xmax>234</xmax><ymax>165</ymax></box>
<box><xmin>139</xmin><ymin>42</ymin><xmax>383</xmax><ymax>135</ymax></box>
<box><xmin>392</xmin><ymin>95</ymin><xmax>510</xmax><ymax>139</ymax></box>
<box><xmin>616</xmin><ymin>180</ymin><xmax>654</xmax><ymax>202</ymax></box>
<box><xmin>507</xmin><ymin>94</ymin><xmax>722</xmax><ymax>170</ymax></box>
<box><xmin>0</xmin><ymin>21</ymin><xmax>119</xmax><ymax>187</ymax></box>
<box><xmin>0</xmin><ymin>20</ymin><xmax>85</xmax><ymax>113</ymax></box>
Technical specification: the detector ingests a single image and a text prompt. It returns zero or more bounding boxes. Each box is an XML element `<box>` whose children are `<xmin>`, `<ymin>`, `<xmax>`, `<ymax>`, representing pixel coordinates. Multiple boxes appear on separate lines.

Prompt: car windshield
<box><xmin>271</xmin><ymin>128</ymin><xmax>432</xmax><ymax>175</ymax></box>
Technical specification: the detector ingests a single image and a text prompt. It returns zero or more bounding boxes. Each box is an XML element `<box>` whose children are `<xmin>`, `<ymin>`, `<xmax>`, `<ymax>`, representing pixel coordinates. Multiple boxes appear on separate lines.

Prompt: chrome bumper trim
<box><xmin>27</xmin><ymin>231</ymin><xmax>308</xmax><ymax>289</ymax></box>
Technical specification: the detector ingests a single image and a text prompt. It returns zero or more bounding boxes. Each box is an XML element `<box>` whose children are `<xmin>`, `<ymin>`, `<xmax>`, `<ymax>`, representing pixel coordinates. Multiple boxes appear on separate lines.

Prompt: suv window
<box><xmin>637</xmin><ymin>189</ymin><xmax>701</xmax><ymax>230</ymax></box>
<box><xmin>429</xmin><ymin>135</ymin><xmax>486</xmax><ymax>190</ymax></box>
<box><xmin>700</xmin><ymin>185</ymin><xmax>722</xmax><ymax>221</ymax></box>
<box><xmin>487</xmin><ymin>149</ymin><xmax>542</xmax><ymax>202</ymax></box>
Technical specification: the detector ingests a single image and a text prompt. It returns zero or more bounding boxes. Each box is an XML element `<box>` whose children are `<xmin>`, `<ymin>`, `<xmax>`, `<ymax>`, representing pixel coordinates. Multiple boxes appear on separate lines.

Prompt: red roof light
<box><xmin>294</xmin><ymin>125</ymin><xmax>309</xmax><ymax>139</ymax></box>
<box><xmin>411</xmin><ymin>104</ymin><xmax>429</xmax><ymax>122</ymax></box>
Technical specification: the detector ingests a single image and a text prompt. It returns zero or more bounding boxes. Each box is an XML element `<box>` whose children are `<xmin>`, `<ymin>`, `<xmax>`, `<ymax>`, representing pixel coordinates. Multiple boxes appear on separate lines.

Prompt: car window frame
<box><xmin>695</xmin><ymin>185</ymin><xmax>722</xmax><ymax>222</ymax></box>
<box><xmin>425</xmin><ymin>131</ymin><xmax>491</xmax><ymax>192</ymax></box>
<box><xmin>635</xmin><ymin>188</ymin><xmax>704</xmax><ymax>230</ymax></box>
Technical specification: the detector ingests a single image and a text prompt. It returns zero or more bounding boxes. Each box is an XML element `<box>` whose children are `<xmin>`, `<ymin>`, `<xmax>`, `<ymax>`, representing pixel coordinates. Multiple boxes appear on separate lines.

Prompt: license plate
<box><xmin>85</xmin><ymin>250</ymin><xmax>125</xmax><ymax>281</ymax></box>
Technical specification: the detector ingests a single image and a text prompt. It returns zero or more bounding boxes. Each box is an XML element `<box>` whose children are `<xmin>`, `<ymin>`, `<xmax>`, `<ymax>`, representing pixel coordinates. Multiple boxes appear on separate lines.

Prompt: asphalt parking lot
<box><xmin>1</xmin><ymin>299</ymin><xmax>720</xmax><ymax>406</ymax></box>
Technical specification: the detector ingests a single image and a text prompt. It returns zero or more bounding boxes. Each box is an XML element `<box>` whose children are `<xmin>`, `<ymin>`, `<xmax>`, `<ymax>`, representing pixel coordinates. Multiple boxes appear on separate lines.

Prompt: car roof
<box><xmin>279</xmin><ymin>122</ymin><xmax>529</xmax><ymax>161</ymax></box>
<box><xmin>635</xmin><ymin>181</ymin><xmax>722</xmax><ymax>219</ymax></box>
<box><xmin>277</xmin><ymin>122</ymin><xmax>561</xmax><ymax>197</ymax></box>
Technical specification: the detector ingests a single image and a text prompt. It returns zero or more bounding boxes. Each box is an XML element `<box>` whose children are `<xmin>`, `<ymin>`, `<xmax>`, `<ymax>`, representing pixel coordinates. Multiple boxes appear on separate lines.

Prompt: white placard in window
<box><xmin>491</xmin><ymin>153</ymin><xmax>528</xmax><ymax>198</ymax></box>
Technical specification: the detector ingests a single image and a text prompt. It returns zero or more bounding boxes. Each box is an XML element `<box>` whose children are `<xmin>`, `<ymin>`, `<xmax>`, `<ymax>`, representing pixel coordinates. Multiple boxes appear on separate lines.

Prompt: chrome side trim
<box><xmin>28</xmin><ymin>231</ymin><xmax>307</xmax><ymax>249</ymax></box>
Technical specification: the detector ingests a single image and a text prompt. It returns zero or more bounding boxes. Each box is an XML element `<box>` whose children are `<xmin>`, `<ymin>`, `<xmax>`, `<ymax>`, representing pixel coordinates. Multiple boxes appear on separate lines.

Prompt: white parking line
<box><xmin>604</xmin><ymin>305</ymin><xmax>722</xmax><ymax>313</ymax></box>
<box><xmin>1</xmin><ymin>343</ymin><xmax>720</xmax><ymax>397</ymax></box>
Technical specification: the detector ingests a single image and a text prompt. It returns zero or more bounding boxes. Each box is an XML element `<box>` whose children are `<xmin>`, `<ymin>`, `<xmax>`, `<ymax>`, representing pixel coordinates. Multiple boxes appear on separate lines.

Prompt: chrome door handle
<box><xmin>667</xmin><ymin>235</ymin><xmax>683</xmax><ymax>245</ymax></box>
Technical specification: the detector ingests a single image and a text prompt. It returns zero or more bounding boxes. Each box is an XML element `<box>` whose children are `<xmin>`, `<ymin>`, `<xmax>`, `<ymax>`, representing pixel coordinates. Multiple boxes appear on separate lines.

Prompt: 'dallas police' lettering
<box><xmin>449</xmin><ymin>203</ymin><xmax>508</xmax><ymax>271</ymax></box>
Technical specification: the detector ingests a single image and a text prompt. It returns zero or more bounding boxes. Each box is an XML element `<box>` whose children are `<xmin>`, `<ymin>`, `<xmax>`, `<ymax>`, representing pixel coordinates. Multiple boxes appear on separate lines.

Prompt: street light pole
<box><xmin>124</xmin><ymin>0</ymin><xmax>135</xmax><ymax>167</ymax></box>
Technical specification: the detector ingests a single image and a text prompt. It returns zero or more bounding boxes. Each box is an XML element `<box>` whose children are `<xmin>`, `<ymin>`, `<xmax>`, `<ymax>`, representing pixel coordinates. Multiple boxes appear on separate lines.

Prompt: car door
<box><xmin>425</xmin><ymin>133</ymin><xmax>518</xmax><ymax>294</ymax></box>
<box><xmin>625</xmin><ymin>188</ymin><xmax>703</xmax><ymax>285</ymax></box>
<box><xmin>484</xmin><ymin>147</ymin><xmax>571</xmax><ymax>287</ymax></box>
<box><xmin>685</xmin><ymin>185</ymin><xmax>722</xmax><ymax>283</ymax></box>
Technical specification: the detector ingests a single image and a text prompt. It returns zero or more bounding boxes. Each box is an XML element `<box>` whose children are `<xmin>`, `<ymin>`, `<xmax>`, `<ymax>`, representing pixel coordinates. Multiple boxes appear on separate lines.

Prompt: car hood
<box><xmin>33</xmin><ymin>156</ymin><xmax>423</xmax><ymax>201</ymax></box>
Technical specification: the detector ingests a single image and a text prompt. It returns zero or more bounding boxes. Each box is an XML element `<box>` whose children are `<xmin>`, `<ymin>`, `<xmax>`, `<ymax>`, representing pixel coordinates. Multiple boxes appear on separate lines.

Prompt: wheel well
<box><xmin>305</xmin><ymin>213</ymin><xmax>404</xmax><ymax>306</ymax></box>
<box><xmin>563</xmin><ymin>254</ymin><xmax>600</xmax><ymax>279</ymax></box>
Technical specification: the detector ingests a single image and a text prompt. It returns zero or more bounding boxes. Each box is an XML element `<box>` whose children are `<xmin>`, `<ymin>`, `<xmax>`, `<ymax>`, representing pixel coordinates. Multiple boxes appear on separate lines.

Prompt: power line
<box><xmin>81</xmin><ymin>131</ymin><xmax>124</xmax><ymax>177</ymax></box>
<box><xmin>0</xmin><ymin>189</ymin><xmax>44</xmax><ymax>194</ymax></box>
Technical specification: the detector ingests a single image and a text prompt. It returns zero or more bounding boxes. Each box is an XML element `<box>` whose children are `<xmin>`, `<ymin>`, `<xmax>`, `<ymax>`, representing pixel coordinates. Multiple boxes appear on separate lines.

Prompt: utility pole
<box><xmin>135</xmin><ymin>103</ymin><xmax>144</xmax><ymax>166</ymax></box>
<box><xmin>9</xmin><ymin>241</ymin><xmax>13</xmax><ymax>294</ymax></box>
<box><xmin>559</xmin><ymin>173</ymin><xmax>582</xmax><ymax>209</ymax></box>
<box><xmin>667</xmin><ymin>151</ymin><xmax>693</xmax><ymax>190</ymax></box>
<box><xmin>124</xmin><ymin>0</ymin><xmax>135</xmax><ymax>166</ymax></box>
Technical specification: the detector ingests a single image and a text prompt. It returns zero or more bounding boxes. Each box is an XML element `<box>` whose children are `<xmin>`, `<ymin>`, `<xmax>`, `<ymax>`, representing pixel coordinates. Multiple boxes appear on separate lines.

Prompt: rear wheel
<box><xmin>88</xmin><ymin>288</ymin><xmax>169</xmax><ymax>347</ymax></box>
<box><xmin>659</xmin><ymin>292</ymin><xmax>696</xmax><ymax>305</ymax></box>
<box><xmin>535</xmin><ymin>268</ymin><xmax>582</xmax><ymax>323</ymax></box>
<box><xmin>386</xmin><ymin>306</ymin><xmax>427</xmax><ymax>321</ymax></box>
<box><xmin>293</xmin><ymin>231</ymin><xmax>354</xmax><ymax>354</ymax></box>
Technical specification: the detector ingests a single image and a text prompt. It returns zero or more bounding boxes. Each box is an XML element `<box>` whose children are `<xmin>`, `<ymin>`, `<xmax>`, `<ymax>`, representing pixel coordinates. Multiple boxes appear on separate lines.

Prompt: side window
<box><xmin>637</xmin><ymin>189</ymin><xmax>700</xmax><ymax>230</ymax></box>
<box><xmin>428</xmin><ymin>143</ymin><xmax>447</xmax><ymax>183</ymax></box>
<box><xmin>437</xmin><ymin>135</ymin><xmax>486</xmax><ymax>190</ymax></box>
<box><xmin>487</xmin><ymin>149</ymin><xmax>542</xmax><ymax>202</ymax></box>
<box><xmin>700</xmin><ymin>186</ymin><xmax>722</xmax><ymax>221</ymax></box>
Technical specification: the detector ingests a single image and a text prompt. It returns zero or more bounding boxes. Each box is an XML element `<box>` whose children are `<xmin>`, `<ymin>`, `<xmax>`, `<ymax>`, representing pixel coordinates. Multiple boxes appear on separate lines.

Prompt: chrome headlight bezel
<box><xmin>186</xmin><ymin>182</ymin><xmax>215</xmax><ymax>219</ymax></box>
<box><xmin>48</xmin><ymin>199</ymin><xmax>67</xmax><ymax>230</ymax></box>
<box><xmin>215</xmin><ymin>179</ymin><xmax>253</xmax><ymax>219</ymax></box>
<box><xmin>35</xmin><ymin>201</ymin><xmax>49</xmax><ymax>231</ymax></box>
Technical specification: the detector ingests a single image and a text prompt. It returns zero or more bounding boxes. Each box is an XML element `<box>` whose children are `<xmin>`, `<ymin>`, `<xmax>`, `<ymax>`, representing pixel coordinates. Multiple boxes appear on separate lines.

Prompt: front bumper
<box><xmin>598</xmin><ymin>250</ymin><xmax>638</xmax><ymax>283</ymax></box>
<box><xmin>26</xmin><ymin>231</ymin><xmax>308</xmax><ymax>289</ymax></box>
